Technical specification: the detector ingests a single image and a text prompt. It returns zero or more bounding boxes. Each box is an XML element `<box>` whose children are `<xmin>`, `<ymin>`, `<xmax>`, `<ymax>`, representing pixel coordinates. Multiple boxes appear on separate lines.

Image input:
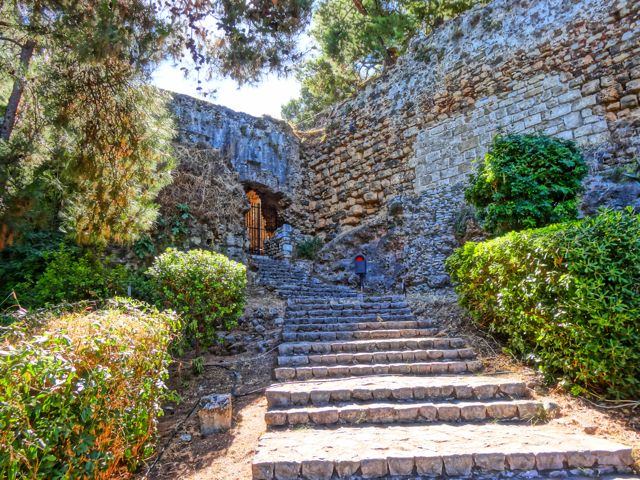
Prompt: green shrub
<box><xmin>30</xmin><ymin>246</ymin><xmax>131</xmax><ymax>306</ymax></box>
<box><xmin>147</xmin><ymin>248</ymin><xmax>246</xmax><ymax>348</ymax></box>
<box><xmin>445</xmin><ymin>208</ymin><xmax>640</xmax><ymax>399</ymax></box>
<box><xmin>465</xmin><ymin>133</ymin><xmax>587</xmax><ymax>234</ymax></box>
<box><xmin>0</xmin><ymin>231</ymin><xmax>66</xmax><ymax>302</ymax></box>
<box><xmin>295</xmin><ymin>236</ymin><xmax>323</xmax><ymax>260</ymax></box>
<box><xmin>0</xmin><ymin>299</ymin><xmax>179</xmax><ymax>479</ymax></box>
<box><xmin>1</xmin><ymin>241</ymin><xmax>138</xmax><ymax>309</ymax></box>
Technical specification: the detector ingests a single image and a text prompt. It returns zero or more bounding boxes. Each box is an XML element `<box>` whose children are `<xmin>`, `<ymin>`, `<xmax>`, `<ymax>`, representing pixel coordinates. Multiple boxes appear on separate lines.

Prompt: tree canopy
<box><xmin>282</xmin><ymin>0</ymin><xmax>483</xmax><ymax>125</ymax></box>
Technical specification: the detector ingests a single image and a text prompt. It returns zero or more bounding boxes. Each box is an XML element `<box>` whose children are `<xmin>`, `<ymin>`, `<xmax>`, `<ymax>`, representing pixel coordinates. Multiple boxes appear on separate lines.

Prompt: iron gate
<box><xmin>246</xmin><ymin>203</ymin><xmax>279</xmax><ymax>255</ymax></box>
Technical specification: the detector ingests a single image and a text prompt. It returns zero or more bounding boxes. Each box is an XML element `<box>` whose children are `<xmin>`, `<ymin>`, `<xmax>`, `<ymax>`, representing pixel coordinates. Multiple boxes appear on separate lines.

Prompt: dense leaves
<box><xmin>445</xmin><ymin>208</ymin><xmax>640</xmax><ymax>399</ymax></box>
<box><xmin>465</xmin><ymin>134</ymin><xmax>588</xmax><ymax>234</ymax></box>
<box><xmin>0</xmin><ymin>299</ymin><xmax>180</xmax><ymax>479</ymax></box>
<box><xmin>147</xmin><ymin>248</ymin><xmax>247</xmax><ymax>349</ymax></box>
<box><xmin>0</xmin><ymin>238</ymin><xmax>150</xmax><ymax>310</ymax></box>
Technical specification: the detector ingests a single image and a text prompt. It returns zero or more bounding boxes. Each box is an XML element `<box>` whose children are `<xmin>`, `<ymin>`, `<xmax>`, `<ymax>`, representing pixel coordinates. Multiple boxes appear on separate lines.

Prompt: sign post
<box><xmin>354</xmin><ymin>255</ymin><xmax>367</xmax><ymax>291</ymax></box>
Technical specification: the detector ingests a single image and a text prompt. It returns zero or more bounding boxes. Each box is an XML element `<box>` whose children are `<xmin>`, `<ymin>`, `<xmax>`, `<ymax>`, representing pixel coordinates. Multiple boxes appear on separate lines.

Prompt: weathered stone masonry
<box><xmin>301</xmin><ymin>0</ymin><xmax>640</xmax><ymax>290</ymax></box>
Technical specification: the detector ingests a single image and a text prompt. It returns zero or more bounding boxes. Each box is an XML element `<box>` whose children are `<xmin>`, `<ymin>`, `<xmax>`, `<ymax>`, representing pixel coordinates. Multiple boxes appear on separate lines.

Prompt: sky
<box><xmin>152</xmin><ymin>61</ymin><xmax>301</xmax><ymax>119</ymax></box>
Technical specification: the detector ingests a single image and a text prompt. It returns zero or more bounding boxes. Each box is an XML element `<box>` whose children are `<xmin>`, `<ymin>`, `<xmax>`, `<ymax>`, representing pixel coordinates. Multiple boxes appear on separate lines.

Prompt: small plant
<box><xmin>191</xmin><ymin>356</ymin><xmax>205</xmax><ymax>375</ymax></box>
<box><xmin>147</xmin><ymin>248</ymin><xmax>247</xmax><ymax>350</ymax></box>
<box><xmin>133</xmin><ymin>234</ymin><xmax>156</xmax><ymax>258</ymax></box>
<box><xmin>465</xmin><ymin>133</ymin><xmax>587</xmax><ymax>235</ymax></box>
<box><xmin>295</xmin><ymin>237</ymin><xmax>323</xmax><ymax>260</ymax></box>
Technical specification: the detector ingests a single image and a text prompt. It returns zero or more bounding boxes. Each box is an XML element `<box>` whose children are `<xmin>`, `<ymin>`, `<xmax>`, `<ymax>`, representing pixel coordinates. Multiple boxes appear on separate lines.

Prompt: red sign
<box><xmin>355</xmin><ymin>255</ymin><xmax>365</xmax><ymax>262</ymax></box>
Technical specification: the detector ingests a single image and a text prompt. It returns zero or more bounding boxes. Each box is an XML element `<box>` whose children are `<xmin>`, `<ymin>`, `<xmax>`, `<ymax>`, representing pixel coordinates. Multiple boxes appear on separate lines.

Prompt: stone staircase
<box><xmin>250</xmin><ymin>256</ymin><xmax>635</xmax><ymax>480</ymax></box>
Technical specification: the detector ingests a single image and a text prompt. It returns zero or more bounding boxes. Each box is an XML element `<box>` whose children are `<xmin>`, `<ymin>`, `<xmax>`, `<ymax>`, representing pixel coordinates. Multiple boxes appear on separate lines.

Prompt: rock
<box><xmin>583</xmin><ymin>425</ymin><xmax>598</xmax><ymax>435</ymax></box>
<box><xmin>543</xmin><ymin>400</ymin><xmax>562</xmax><ymax>419</ymax></box>
<box><xmin>198</xmin><ymin>394</ymin><xmax>233</xmax><ymax>435</ymax></box>
<box><xmin>180</xmin><ymin>433</ymin><xmax>192</xmax><ymax>442</ymax></box>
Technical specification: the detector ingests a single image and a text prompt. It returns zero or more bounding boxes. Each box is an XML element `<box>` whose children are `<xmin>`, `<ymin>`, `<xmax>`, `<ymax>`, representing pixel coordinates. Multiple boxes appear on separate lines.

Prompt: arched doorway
<box><xmin>245</xmin><ymin>190</ymin><xmax>281</xmax><ymax>254</ymax></box>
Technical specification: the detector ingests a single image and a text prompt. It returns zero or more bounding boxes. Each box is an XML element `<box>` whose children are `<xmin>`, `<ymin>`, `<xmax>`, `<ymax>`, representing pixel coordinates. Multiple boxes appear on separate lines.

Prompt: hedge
<box><xmin>0</xmin><ymin>299</ymin><xmax>179</xmax><ymax>479</ymax></box>
<box><xmin>147</xmin><ymin>248</ymin><xmax>246</xmax><ymax>348</ymax></box>
<box><xmin>445</xmin><ymin>208</ymin><xmax>640</xmax><ymax>399</ymax></box>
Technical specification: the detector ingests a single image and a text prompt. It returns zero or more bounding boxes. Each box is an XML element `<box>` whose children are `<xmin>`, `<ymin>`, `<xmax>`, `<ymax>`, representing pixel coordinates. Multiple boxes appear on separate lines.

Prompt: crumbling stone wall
<box><xmin>302</xmin><ymin>0</ymin><xmax>640</xmax><ymax>290</ymax></box>
<box><xmin>170</xmin><ymin>93</ymin><xmax>309</xmax><ymax>227</ymax></box>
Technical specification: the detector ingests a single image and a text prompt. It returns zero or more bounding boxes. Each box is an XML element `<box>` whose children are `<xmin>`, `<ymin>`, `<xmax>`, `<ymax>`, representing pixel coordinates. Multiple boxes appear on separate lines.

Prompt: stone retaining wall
<box><xmin>301</xmin><ymin>0</ymin><xmax>640</xmax><ymax>289</ymax></box>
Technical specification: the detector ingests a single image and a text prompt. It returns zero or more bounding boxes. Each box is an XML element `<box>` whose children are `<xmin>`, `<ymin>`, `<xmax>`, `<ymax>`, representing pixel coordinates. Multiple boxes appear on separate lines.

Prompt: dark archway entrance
<box><xmin>245</xmin><ymin>190</ymin><xmax>281</xmax><ymax>255</ymax></box>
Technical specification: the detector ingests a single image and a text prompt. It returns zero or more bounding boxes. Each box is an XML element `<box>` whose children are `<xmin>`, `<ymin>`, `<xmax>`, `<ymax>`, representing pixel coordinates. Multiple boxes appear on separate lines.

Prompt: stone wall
<box><xmin>170</xmin><ymin>93</ymin><xmax>309</xmax><ymax>226</ymax></box>
<box><xmin>302</xmin><ymin>0</ymin><xmax>640</xmax><ymax>290</ymax></box>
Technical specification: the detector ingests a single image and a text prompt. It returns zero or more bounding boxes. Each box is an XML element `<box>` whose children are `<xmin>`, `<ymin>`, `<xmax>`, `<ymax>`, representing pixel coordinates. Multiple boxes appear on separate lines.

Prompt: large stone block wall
<box><xmin>301</xmin><ymin>0</ymin><xmax>639</xmax><ymax>290</ymax></box>
<box><xmin>302</xmin><ymin>0</ymin><xmax>639</xmax><ymax>233</ymax></box>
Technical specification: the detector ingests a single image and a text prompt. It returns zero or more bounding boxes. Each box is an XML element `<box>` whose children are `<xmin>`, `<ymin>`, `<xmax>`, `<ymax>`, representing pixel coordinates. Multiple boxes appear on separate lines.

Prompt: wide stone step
<box><xmin>281</xmin><ymin>328</ymin><xmax>439</xmax><ymax>343</ymax></box>
<box><xmin>286</xmin><ymin>304</ymin><xmax>410</xmax><ymax>314</ymax></box>
<box><xmin>285</xmin><ymin>314</ymin><xmax>417</xmax><ymax>324</ymax></box>
<box><xmin>276</xmin><ymin>288</ymin><xmax>358</xmax><ymax>302</ymax></box>
<box><xmin>277</xmin><ymin>347</ymin><xmax>476</xmax><ymax>366</ymax></box>
<box><xmin>266</xmin><ymin>375</ymin><xmax>529</xmax><ymax>408</ymax></box>
<box><xmin>288</xmin><ymin>295</ymin><xmax>404</xmax><ymax>305</ymax></box>
<box><xmin>278</xmin><ymin>337</ymin><xmax>467</xmax><ymax>355</ymax></box>
<box><xmin>265</xmin><ymin>399</ymin><xmax>545</xmax><ymax>427</ymax></box>
<box><xmin>252</xmin><ymin>424</ymin><xmax>634</xmax><ymax>480</ymax></box>
<box><xmin>274</xmin><ymin>360</ymin><xmax>483</xmax><ymax>381</ymax></box>
<box><xmin>284</xmin><ymin>320</ymin><xmax>434</xmax><ymax>332</ymax></box>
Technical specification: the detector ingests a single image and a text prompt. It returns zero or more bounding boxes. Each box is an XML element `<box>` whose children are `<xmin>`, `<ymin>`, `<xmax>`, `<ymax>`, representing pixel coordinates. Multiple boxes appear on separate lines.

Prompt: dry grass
<box><xmin>158</xmin><ymin>142</ymin><xmax>247</xmax><ymax>232</ymax></box>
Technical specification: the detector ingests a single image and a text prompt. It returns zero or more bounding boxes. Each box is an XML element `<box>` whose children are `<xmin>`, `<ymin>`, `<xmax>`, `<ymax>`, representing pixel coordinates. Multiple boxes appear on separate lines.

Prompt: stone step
<box><xmin>286</xmin><ymin>309</ymin><xmax>413</xmax><ymax>318</ymax></box>
<box><xmin>284</xmin><ymin>314</ymin><xmax>417</xmax><ymax>325</ymax></box>
<box><xmin>276</xmin><ymin>288</ymin><xmax>358</xmax><ymax>302</ymax></box>
<box><xmin>277</xmin><ymin>347</ymin><xmax>476</xmax><ymax>366</ymax></box>
<box><xmin>281</xmin><ymin>328</ymin><xmax>439</xmax><ymax>343</ymax></box>
<box><xmin>252</xmin><ymin>424</ymin><xmax>634</xmax><ymax>480</ymax></box>
<box><xmin>286</xmin><ymin>304</ymin><xmax>410</xmax><ymax>313</ymax></box>
<box><xmin>266</xmin><ymin>375</ymin><xmax>529</xmax><ymax>408</ymax></box>
<box><xmin>278</xmin><ymin>337</ymin><xmax>467</xmax><ymax>355</ymax></box>
<box><xmin>265</xmin><ymin>399</ymin><xmax>546</xmax><ymax>427</ymax></box>
<box><xmin>288</xmin><ymin>295</ymin><xmax>404</xmax><ymax>305</ymax></box>
<box><xmin>274</xmin><ymin>360</ymin><xmax>483</xmax><ymax>381</ymax></box>
<box><xmin>284</xmin><ymin>320</ymin><xmax>434</xmax><ymax>332</ymax></box>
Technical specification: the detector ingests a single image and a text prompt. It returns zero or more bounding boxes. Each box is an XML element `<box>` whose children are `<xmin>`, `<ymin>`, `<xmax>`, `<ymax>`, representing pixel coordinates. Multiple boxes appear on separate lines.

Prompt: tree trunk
<box><xmin>0</xmin><ymin>39</ymin><xmax>36</xmax><ymax>143</ymax></box>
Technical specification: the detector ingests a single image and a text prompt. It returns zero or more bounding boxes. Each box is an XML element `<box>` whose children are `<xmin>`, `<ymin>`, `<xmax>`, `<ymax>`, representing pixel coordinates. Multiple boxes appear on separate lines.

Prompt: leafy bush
<box><xmin>0</xmin><ymin>231</ymin><xmax>66</xmax><ymax>302</ymax></box>
<box><xmin>295</xmin><ymin>236</ymin><xmax>323</xmax><ymax>260</ymax></box>
<box><xmin>446</xmin><ymin>208</ymin><xmax>640</xmax><ymax>399</ymax></box>
<box><xmin>0</xmin><ymin>299</ymin><xmax>179</xmax><ymax>479</ymax></box>
<box><xmin>465</xmin><ymin>133</ymin><xmax>587</xmax><ymax>234</ymax></box>
<box><xmin>147</xmin><ymin>248</ymin><xmax>246</xmax><ymax>348</ymax></box>
<box><xmin>30</xmin><ymin>246</ymin><xmax>131</xmax><ymax>306</ymax></box>
<box><xmin>1</xmin><ymin>240</ymin><xmax>151</xmax><ymax>310</ymax></box>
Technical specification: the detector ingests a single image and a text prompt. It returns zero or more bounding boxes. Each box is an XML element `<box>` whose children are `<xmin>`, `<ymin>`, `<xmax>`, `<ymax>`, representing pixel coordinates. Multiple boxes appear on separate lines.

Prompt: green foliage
<box><xmin>465</xmin><ymin>133</ymin><xmax>588</xmax><ymax>234</ymax></box>
<box><xmin>0</xmin><ymin>239</ymin><xmax>152</xmax><ymax>310</ymax></box>
<box><xmin>295</xmin><ymin>237</ymin><xmax>324</xmax><ymax>260</ymax></box>
<box><xmin>0</xmin><ymin>231</ymin><xmax>65</xmax><ymax>299</ymax></box>
<box><xmin>445</xmin><ymin>208</ymin><xmax>640</xmax><ymax>399</ymax></box>
<box><xmin>147</xmin><ymin>248</ymin><xmax>247</xmax><ymax>348</ymax></box>
<box><xmin>282</xmin><ymin>0</ymin><xmax>483</xmax><ymax>124</ymax></box>
<box><xmin>0</xmin><ymin>298</ymin><xmax>180</xmax><ymax>479</ymax></box>
<box><xmin>30</xmin><ymin>247</ymin><xmax>130</xmax><ymax>307</ymax></box>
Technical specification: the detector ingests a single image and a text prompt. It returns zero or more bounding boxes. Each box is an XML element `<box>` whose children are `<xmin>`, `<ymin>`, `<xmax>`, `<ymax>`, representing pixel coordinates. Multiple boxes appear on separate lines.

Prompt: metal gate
<box><xmin>246</xmin><ymin>203</ymin><xmax>263</xmax><ymax>254</ymax></box>
<box><xmin>246</xmin><ymin>203</ymin><xmax>279</xmax><ymax>255</ymax></box>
